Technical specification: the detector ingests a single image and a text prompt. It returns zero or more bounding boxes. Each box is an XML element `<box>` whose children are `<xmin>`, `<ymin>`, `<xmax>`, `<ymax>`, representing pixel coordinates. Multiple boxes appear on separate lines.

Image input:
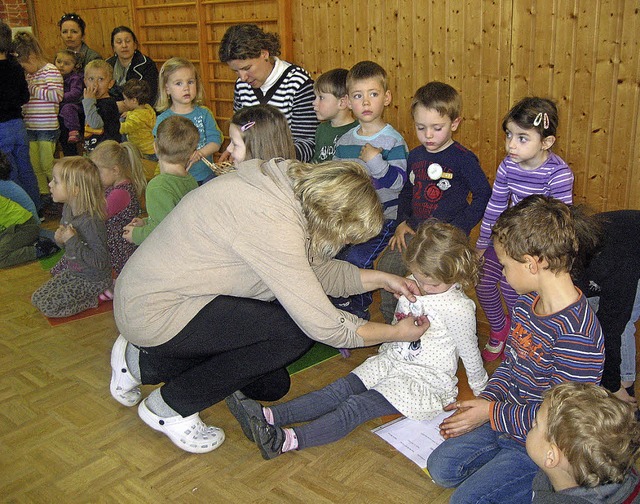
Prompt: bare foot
<box><xmin>613</xmin><ymin>386</ymin><xmax>638</xmax><ymax>405</ymax></box>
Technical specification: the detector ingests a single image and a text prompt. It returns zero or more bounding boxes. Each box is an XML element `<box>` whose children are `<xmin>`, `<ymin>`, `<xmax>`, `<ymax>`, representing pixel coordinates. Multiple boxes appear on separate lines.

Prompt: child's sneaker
<box><xmin>68</xmin><ymin>130</ymin><xmax>81</xmax><ymax>143</ymax></box>
<box><xmin>481</xmin><ymin>315</ymin><xmax>511</xmax><ymax>362</ymax></box>
<box><xmin>34</xmin><ymin>237</ymin><xmax>60</xmax><ymax>259</ymax></box>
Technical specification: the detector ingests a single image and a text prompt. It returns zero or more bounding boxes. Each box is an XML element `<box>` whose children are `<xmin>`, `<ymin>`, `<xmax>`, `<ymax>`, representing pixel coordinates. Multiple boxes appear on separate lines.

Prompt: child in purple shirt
<box><xmin>55</xmin><ymin>49</ymin><xmax>84</xmax><ymax>147</ymax></box>
<box><xmin>476</xmin><ymin>97</ymin><xmax>574</xmax><ymax>361</ymax></box>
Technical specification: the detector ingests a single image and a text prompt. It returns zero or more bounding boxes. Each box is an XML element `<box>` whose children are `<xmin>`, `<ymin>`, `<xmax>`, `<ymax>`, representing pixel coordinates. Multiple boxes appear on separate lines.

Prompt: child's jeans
<box><xmin>621</xmin><ymin>279</ymin><xmax>640</xmax><ymax>383</ymax></box>
<box><xmin>0</xmin><ymin>119</ymin><xmax>40</xmax><ymax>209</ymax></box>
<box><xmin>427</xmin><ymin>423</ymin><xmax>539</xmax><ymax>504</ymax></box>
<box><xmin>376</xmin><ymin>233</ymin><xmax>414</xmax><ymax>323</ymax></box>
<box><xmin>330</xmin><ymin>219</ymin><xmax>397</xmax><ymax>319</ymax></box>
<box><xmin>27</xmin><ymin>129</ymin><xmax>59</xmax><ymax>194</ymax></box>
<box><xmin>270</xmin><ymin>373</ymin><xmax>398</xmax><ymax>449</ymax></box>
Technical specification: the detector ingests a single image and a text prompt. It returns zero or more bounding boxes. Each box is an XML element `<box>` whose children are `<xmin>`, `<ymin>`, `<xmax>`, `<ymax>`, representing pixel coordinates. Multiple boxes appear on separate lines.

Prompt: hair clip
<box><xmin>240</xmin><ymin>121</ymin><xmax>255</xmax><ymax>132</ymax></box>
<box><xmin>533</xmin><ymin>112</ymin><xmax>550</xmax><ymax>130</ymax></box>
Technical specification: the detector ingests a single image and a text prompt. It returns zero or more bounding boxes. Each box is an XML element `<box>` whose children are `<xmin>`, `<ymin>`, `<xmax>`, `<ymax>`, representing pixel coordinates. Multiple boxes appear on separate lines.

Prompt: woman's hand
<box><xmin>392</xmin><ymin>315</ymin><xmax>430</xmax><ymax>342</ymax></box>
<box><xmin>381</xmin><ymin>272</ymin><xmax>421</xmax><ymax>303</ymax></box>
<box><xmin>356</xmin><ymin>315</ymin><xmax>428</xmax><ymax>346</ymax></box>
<box><xmin>438</xmin><ymin>399</ymin><xmax>491</xmax><ymax>439</ymax></box>
<box><xmin>388</xmin><ymin>221</ymin><xmax>415</xmax><ymax>252</ymax></box>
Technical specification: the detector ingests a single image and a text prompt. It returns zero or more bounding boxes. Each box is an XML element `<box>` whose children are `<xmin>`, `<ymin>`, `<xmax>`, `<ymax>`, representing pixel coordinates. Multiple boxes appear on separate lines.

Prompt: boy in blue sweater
<box><xmin>376</xmin><ymin>82</ymin><xmax>491</xmax><ymax>322</ymax></box>
<box><xmin>332</xmin><ymin>61</ymin><xmax>408</xmax><ymax>319</ymax></box>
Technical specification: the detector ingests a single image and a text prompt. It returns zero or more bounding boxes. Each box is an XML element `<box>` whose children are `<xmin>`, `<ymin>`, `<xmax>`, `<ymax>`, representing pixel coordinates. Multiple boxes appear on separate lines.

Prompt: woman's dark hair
<box><xmin>58</xmin><ymin>13</ymin><xmax>86</xmax><ymax>35</ymax></box>
<box><xmin>0</xmin><ymin>21</ymin><xmax>12</xmax><ymax>54</ymax></box>
<box><xmin>110</xmin><ymin>26</ymin><xmax>138</xmax><ymax>48</ymax></box>
<box><xmin>219</xmin><ymin>24</ymin><xmax>280</xmax><ymax>62</ymax></box>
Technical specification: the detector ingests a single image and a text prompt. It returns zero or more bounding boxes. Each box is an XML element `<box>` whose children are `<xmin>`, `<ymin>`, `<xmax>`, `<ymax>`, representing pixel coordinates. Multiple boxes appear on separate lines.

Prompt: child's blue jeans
<box><xmin>427</xmin><ymin>423</ymin><xmax>539</xmax><ymax>504</ymax></box>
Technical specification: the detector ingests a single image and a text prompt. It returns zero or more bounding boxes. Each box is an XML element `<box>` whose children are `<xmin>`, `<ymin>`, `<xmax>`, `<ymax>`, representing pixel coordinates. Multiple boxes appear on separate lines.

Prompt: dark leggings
<box><xmin>138</xmin><ymin>295</ymin><xmax>314</xmax><ymax>417</ymax></box>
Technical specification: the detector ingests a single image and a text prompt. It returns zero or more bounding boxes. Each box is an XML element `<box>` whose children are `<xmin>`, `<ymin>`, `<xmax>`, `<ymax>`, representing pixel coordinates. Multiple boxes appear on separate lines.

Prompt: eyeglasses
<box><xmin>59</xmin><ymin>13</ymin><xmax>82</xmax><ymax>23</ymax></box>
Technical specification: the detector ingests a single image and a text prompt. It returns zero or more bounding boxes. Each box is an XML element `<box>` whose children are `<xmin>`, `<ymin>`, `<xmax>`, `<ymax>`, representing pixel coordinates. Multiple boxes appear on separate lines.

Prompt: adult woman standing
<box><xmin>106</xmin><ymin>26</ymin><xmax>158</xmax><ymax>108</ymax></box>
<box><xmin>110</xmin><ymin>158</ymin><xmax>427</xmax><ymax>454</ymax></box>
<box><xmin>58</xmin><ymin>13</ymin><xmax>100</xmax><ymax>70</ymax></box>
<box><xmin>219</xmin><ymin>24</ymin><xmax>318</xmax><ymax>162</ymax></box>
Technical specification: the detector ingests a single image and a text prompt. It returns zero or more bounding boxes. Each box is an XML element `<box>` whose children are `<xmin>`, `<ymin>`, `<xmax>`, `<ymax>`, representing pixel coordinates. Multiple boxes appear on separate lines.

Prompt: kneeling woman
<box><xmin>111</xmin><ymin>158</ymin><xmax>427</xmax><ymax>453</ymax></box>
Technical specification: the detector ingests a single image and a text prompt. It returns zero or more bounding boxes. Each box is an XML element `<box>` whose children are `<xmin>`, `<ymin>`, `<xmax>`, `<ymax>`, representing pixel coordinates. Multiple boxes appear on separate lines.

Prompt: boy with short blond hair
<box><xmin>427</xmin><ymin>195</ymin><xmax>605</xmax><ymax>504</ymax></box>
<box><xmin>332</xmin><ymin>60</ymin><xmax>408</xmax><ymax>319</ymax></box>
<box><xmin>376</xmin><ymin>81</ymin><xmax>491</xmax><ymax>322</ymax></box>
<box><xmin>123</xmin><ymin>115</ymin><xmax>198</xmax><ymax>245</ymax></box>
<box><xmin>527</xmin><ymin>382</ymin><xmax>640</xmax><ymax>502</ymax></box>
<box><xmin>311</xmin><ymin>68</ymin><xmax>358</xmax><ymax>163</ymax></box>
<box><xmin>82</xmin><ymin>59</ymin><xmax>120</xmax><ymax>152</ymax></box>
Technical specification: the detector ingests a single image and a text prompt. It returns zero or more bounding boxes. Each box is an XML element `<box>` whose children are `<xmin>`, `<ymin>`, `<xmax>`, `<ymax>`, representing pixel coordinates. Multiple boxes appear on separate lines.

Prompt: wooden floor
<box><xmin>1</xmin><ymin>226</ymin><xmax>500</xmax><ymax>503</ymax></box>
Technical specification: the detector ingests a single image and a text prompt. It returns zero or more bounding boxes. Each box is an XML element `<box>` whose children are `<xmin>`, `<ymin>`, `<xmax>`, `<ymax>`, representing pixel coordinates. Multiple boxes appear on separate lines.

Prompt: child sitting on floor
<box><xmin>426</xmin><ymin>195</ymin><xmax>605</xmax><ymax>504</ymax></box>
<box><xmin>527</xmin><ymin>382</ymin><xmax>640</xmax><ymax>503</ymax></box>
<box><xmin>122</xmin><ymin>115</ymin><xmax>198</xmax><ymax>245</ymax></box>
<box><xmin>226</xmin><ymin>220</ymin><xmax>488</xmax><ymax>460</ymax></box>
<box><xmin>31</xmin><ymin>157</ymin><xmax>111</xmax><ymax>317</ymax></box>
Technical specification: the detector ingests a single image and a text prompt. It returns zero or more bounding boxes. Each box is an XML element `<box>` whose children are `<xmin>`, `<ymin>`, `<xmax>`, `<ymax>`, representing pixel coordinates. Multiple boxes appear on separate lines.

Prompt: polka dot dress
<box><xmin>353</xmin><ymin>281</ymin><xmax>488</xmax><ymax>420</ymax></box>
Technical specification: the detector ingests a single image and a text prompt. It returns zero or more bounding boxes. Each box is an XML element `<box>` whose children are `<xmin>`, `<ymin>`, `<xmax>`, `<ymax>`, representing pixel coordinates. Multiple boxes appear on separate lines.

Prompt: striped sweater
<box><xmin>23</xmin><ymin>63</ymin><xmax>64</xmax><ymax>131</ymax></box>
<box><xmin>334</xmin><ymin>124</ymin><xmax>408</xmax><ymax>220</ymax></box>
<box><xmin>477</xmin><ymin>152</ymin><xmax>574</xmax><ymax>249</ymax></box>
<box><xmin>233</xmin><ymin>58</ymin><xmax>318</xmax><ymax>162</ymax></box>
<box><xmin>479</xmin><ymin>291</ymin><xmax>604</xmax><ymax>444</ymax></box>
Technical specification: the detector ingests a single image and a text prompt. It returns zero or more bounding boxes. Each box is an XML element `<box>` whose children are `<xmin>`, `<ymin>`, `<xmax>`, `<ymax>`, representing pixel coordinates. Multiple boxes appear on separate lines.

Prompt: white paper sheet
<box><xmin>372</xmin><ymin>411</ymin><xmax>451</xmax><ymax>471</ymax></box>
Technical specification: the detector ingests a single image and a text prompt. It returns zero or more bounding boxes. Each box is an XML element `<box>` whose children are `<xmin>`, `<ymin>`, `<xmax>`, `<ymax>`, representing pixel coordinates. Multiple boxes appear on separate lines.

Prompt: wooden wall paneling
<box><xmin>564</xmin><ymin>2</ymin><xmax>596</xmax><ymax>206</ymax></box>
<box><xmin>604</xmin><ymin>1</ymin><xmax>639</xmax><ymax>210</ymax></box>
<box><xmin>31</xmin><ymin>0</ymin><xmax>132</xmax><ymax>61</ymax></box>
<box><xmin>552</xmin><ymin>0</ymin><xmax>578</xmax><ymax>197</ymax></box>
<box><xmin>584</xmin><ymin>0</ymin><xmax>619</xmax><ymax>210</ymax></box>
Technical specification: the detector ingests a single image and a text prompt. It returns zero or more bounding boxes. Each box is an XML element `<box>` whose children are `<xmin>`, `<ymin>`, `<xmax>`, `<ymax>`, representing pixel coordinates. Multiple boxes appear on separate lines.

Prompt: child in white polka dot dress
<box><xmin>226</xmin><ymin>219</ymin><xmax>489</xmax><ymax>460</ymax></box>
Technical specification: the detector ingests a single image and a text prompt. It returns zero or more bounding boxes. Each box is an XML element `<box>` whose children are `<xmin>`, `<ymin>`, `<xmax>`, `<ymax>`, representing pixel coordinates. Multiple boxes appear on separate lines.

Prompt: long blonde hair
<box><xmin>54</xmin><ymin>156</ymin><xmax>106</xmax><ymax>219</ymax></box>
<box><xmin>289</xmin><ymin>160</ymin><xmax>384</xmax><ymax>260</ymax></box>
<box><xmin>90</xmin><ymin>140</ymin><xmax>146</xmax><ymax>198</ymax></box>
<box><xmin>155</xmin><ymin>57</ymin><xmax>204</xmax><ymax>112</ymax></box>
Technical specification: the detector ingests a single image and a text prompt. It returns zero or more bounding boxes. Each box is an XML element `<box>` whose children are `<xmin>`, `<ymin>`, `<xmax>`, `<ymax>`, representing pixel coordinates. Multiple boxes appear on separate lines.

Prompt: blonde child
<box><xmin>123</xmin><ymin>115</ymin><xmax>198</xmax><ymax>245</ymax></box>
<box><xmin>476</xmin><ymin>97</ymin><xmax>574</xmax><ymax>361</ymax></box>
<box><xmin>54</xmin><ymin>49</ymin><xmax>83</xmax><ymax>146</ymax></box>
<box><xmin>82</xmin><ymin>59</ymin><xmax>120</xmax><ymax>153</ymax></box>
<box><xmin>154</xmin><ymin>57</ymin><xmax>222</xmax><ymax>184</ymax></box>
<box><xmin>12</xmin><ymin>31</ymin><xmax>63</xmax><ymax>202</ymax></box>
<box><xmin>31</xmin><ymin>157</ymin><xmax>112</xmax><ymax>318</ymax></box>
<box><xmin>226</xmin><ymin>104</ymin><xmax>296</xmax><ymax>166</ymax></box>
<box><xmin>226</xmin><ymin>220</ymin><xmax>488</xmax><ymax>460</ymax></box>
<box><xmin>90</xmin><ymin>140</ymin><xmax>146</xmax><ymax>277</ymax></box>
<box><xmin>527</xmin><ymin>382</ymin><xmax>640</xmax><ymax>502</ymax></box>
<box><xmin>120</xmin><ymin>79</ymin><xmax>157</xmax><ymax>163</ymax></box>
<box><xmin>310</xmin><ymin>68</ymin><xmax>358</xmax><ymax>163</ymax></box>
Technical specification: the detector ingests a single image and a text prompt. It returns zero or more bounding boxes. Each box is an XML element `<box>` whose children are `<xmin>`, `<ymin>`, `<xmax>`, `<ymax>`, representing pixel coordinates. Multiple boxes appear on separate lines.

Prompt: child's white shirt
<box><xmin>353</xmin><ymin>281</ymin><xmax>488</xmax><ymax>420</ymax></box>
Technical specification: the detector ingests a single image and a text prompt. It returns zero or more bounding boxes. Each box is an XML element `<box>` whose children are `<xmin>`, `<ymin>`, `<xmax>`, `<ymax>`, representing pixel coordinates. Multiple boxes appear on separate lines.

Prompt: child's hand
<box><xmin>439</xmin><ymin>399</ymin><xmax>491</xmax><ymax>439</ymax></box>
<box><xmin>186</xmin><ymin>150</ymin><xmax>203</xmax><ymax>171</ymax></box>
<box><xmin>83</xmin><ymin>84</ymin><xmax>97</xmax><ymax>99</ymax></box>
<box><xmin>389</xmin><ymin>221</ymin><xmax>415</xmax><ymax>251</ymax></box>
<box><xmin>128</xmin><ymin>217</ymin><xmax>145</xmax><ymax>227</ymax></box>
<box><xmin>122</xmin><ymin>224</ymin><xmax>136</xmax><ymax>243</ymax></box>
<box><xmin>359</xmin><ymin>143</ymin><xmax>382</xmax><ymax>162</ymax></box>
<box><xmin>475</xmin><ymin>248</ymin><xmax>486</xmax><ymax>259</ymax></box>
<box><xmin>120</xmin><ymin>111</ymin><xmax>129</xmax><ymax>119</ymax></box>
<box><xmin>55</xmin><ymin>224</ymin><xmax>76</xmax><ymax>244</ymax></box>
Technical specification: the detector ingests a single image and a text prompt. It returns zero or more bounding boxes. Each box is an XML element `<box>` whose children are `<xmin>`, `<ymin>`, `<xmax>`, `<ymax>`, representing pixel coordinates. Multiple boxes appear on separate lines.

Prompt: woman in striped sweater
<box><xmin>219</xmin><ymin>24</ymin><xmax>318</xmax><ymax>162</ymax></box>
